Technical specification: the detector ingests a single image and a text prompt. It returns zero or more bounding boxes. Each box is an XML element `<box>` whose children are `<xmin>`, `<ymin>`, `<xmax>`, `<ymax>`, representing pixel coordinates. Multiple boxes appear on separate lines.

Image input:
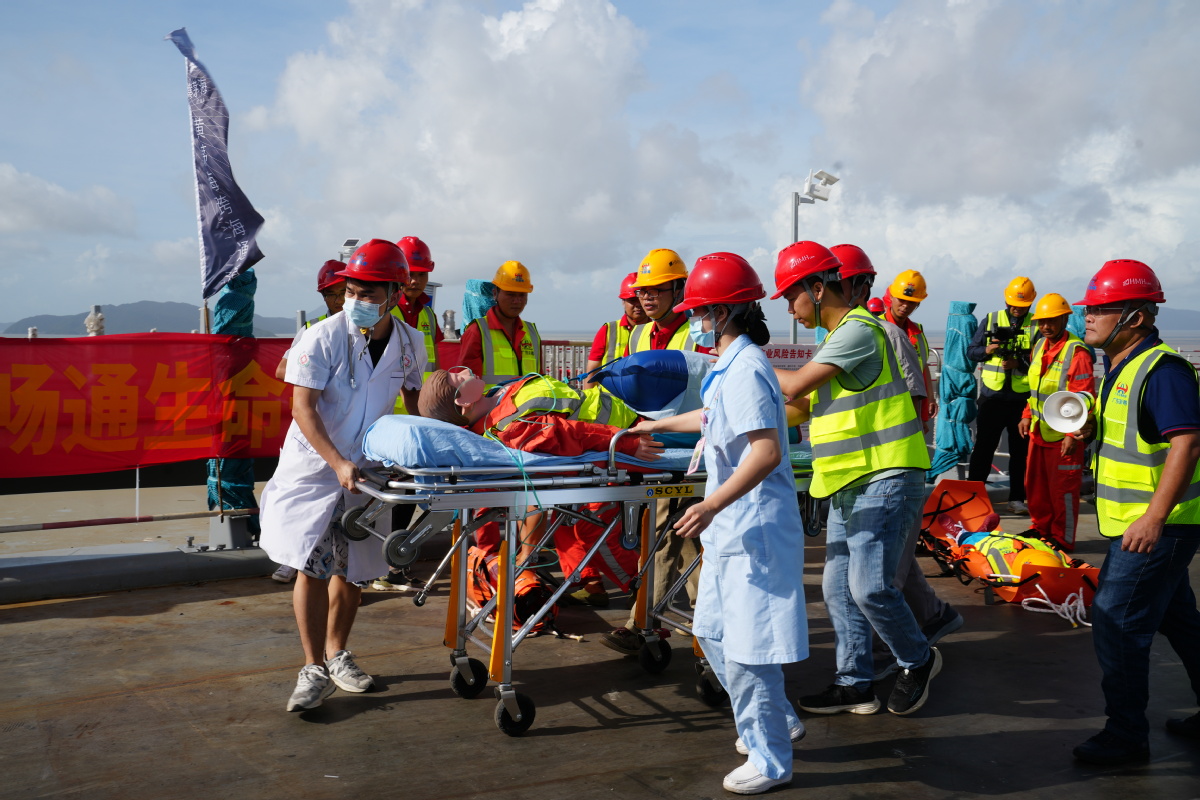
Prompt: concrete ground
<box><xmin>2</xmin><ymin>488</ymin><xmax>1199</xmax><ymax>799</ymax></box>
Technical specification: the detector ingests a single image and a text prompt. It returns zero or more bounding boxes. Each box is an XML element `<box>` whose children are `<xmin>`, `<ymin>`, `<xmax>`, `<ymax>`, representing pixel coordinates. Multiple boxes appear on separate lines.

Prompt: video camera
<box><xmin>989</xmin><ymin>325</ymin><xmax>1027</xmax><ymax>363</ymax></box>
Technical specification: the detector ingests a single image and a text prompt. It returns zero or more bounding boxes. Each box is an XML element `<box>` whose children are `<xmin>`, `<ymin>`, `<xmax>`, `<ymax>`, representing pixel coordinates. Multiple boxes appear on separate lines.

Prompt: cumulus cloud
<box><xmin>250</xmin><ymin>0</ymin><xmax>740</xmax><ymax>296</ymax></box>
<box><xmin>0</xmin><ymin>163</ymin><xmax>135</xmax><ymax>236</ymax></box>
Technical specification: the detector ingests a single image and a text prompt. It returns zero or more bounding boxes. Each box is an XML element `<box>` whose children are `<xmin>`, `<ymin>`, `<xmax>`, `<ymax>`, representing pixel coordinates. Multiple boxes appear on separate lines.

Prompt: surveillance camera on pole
<box><xmin>789</xmin><ymin>168</ymin><xmax>841</xmax><ymax>343</ymax></box>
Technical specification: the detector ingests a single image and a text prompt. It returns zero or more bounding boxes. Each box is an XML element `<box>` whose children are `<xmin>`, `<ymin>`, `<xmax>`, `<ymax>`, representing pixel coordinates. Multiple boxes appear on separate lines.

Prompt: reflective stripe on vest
<box><xmin>808</xmin><ymin>308</ymin><xmax>930</xmax><ymax>498</ymax></box>
<box><xmin>629</xmin><ymin>320</ymin><xmax>696</xmax><ymax>353</ymax></box>
<box><xmin>490</xmin><ymin>376</ymin><xmax>638</xmax><ymax>432</ymax></box>
<box><xmin>1027</xmin><ymin>334</ymin><xmax>1085</xmax><ymax>442</ymax></box>
<box><xmin>391</xmin><ymin>305</ymin><xmax>440</xmax><ymax>414</ymax></box>
<box><xmin>980</xmin><ymin>310</ymin><xmax>1034</xmax><ymax>393</ymax></box>
<box><xmin>475</xmin><ymin>319</ymin><xmax>541</xmax><ymax>388</ymax></box>
<box><xmin>304</xmin><ymin>313</ymin><xmax>329</xmax><ymax>329</ymax></box>
<box><xmin>603</xmin><ymin>320</ymin><xmax>632</xmax><ymax>363</ymax></box>
<box><xmin>1094</xmin><ymin>344</ymin><xmax>1200</xmax><ymax>537</ymax></box>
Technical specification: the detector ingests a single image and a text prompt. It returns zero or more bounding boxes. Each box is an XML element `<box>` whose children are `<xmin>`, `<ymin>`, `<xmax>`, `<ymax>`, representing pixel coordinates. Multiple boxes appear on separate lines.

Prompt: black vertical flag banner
<box><xmin>167</xmin><ymin>28</ymin><xmax>265</xmax><ymax>300</ymax></box>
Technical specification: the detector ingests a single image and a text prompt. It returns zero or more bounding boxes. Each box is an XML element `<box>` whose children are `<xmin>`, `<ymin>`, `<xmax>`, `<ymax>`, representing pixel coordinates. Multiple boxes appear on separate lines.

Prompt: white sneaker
<box><xmin>735</xmin><ymin>722</ymin><xmax>806</xmax><ymax>755</ymax></box>
<box><xmin>1007</xmin><ymin>500</ymin><xmax>1030</xmax><ymax>516</ymax></box>
<box><xmin>325</xmin><ymin>649</ymin><xmax>374</xmax><ymax>692</ymax></box>
<box><xmin>271</xmin><ymin>565</ymin><xmax>297</xmax><ymax>583</ymax></box>
<box><xmin>722</xmin><ymin>761</ymin><xmax>792</xmax><ymax>795</ymax></box>
<box><xmin>286</xmin><ymin>664</ymin><xmax>334</xmax><ymax>711</ymax></box>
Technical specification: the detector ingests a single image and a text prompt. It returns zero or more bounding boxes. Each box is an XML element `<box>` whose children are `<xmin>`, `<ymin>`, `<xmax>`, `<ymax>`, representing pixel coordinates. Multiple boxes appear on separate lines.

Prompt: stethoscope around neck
<box><xmin>347</xmin><ymin>322</ymin><xmax>407</xmax><ymax>391</ymax></box>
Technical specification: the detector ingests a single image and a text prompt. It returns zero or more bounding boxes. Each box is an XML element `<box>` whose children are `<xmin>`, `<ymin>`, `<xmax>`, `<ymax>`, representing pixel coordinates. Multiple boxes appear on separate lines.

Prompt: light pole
<box><xmin>789</xmin><ymin>169</ymin><xmax>839</xmax><ymax>343</ymax></box>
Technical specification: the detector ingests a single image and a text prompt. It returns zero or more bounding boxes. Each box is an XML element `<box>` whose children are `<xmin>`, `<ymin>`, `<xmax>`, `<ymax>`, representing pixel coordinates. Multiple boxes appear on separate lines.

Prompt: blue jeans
<box><xmin>699</xmin><ymin>634</ymin><xmax>800</xmax><ymax>779</ymax></box>
<box><xmin>1092</xmin><ymin>525</ymin><xmax>1200</xmax><ymax>743</ymax></box>
<box><xmin>824</xmin><ymin>471</ymin><xmax>930</xmax><ymax>690</ymax></box>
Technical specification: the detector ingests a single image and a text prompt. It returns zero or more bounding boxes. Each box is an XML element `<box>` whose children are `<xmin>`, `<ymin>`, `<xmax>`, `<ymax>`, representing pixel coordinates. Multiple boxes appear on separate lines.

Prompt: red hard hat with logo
<box><xmin>1076</xmin><ymin>259</ymin><xmax>1165</xmax><ymax>305</ymax></box>
<box><xmin>396</xmin><ymin>236</ymin><xmax>434</xmax><ymax>273</ymax></box>
<box><xmin>673</xmin><ymin>253</ymin><xmax>766</xmax><ymax>313</ymax></box>
<box><xmin>831</xmin><ymin>244</ymin><xmax>875</xmax><ymax>279</ymax></box>
<box><xmin>866</xmin><ymin>297</ymin><xmax>885</xmax><ymax>315</ymax></box>
<box><xmin>317</xmin><ymin>260</ymin><xmax>347</xmax><ymax>291</ymax></box>
<box><xmin>619</xmin><ymin>272</ymin><xmax>638</xmax><ymax>300</ymax></box>
<box><xmin>771</xmin><ymin>241</ymin><xmax>842</xmax><ymax>299</ymax></box>
<box><xmin>337</xmin><ymin>239</ymin><xmax>409</xmax><ymax>284</ymax></box>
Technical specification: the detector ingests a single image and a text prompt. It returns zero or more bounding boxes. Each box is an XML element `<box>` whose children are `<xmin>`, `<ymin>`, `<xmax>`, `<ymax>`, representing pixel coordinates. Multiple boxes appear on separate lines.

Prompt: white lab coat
<box><xmin>259</xmin><ymin>311</ymin><xmax>427</xmax><ymax>582</ymax></box>
<box><xmin>692</xmin><ymin>334</ymin><xmax>809</xmax><ymax>665</ymax></box>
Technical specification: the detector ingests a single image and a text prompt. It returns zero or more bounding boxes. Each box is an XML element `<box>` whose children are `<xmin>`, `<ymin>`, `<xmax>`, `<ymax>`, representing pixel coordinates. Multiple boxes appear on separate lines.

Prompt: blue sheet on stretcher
<box><xmin>362</xmin><ymin>415</ymin><xmax>696</xmax><ymax>473</ymax></box>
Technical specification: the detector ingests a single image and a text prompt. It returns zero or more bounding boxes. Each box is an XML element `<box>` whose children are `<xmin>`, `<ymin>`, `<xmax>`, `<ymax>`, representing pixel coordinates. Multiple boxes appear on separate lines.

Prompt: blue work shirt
<box><xmin>692</xmin><ymin>334</ymin><xmax>809</xmax><ymax>665</ymax></box>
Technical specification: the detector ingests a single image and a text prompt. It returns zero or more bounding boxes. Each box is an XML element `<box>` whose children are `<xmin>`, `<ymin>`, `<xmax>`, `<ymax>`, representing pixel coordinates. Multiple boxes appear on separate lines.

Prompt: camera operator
<box><xmin>967</xmin><ymin>277</ymin><xmax>1038</xmax><ymax>515</ymax></box>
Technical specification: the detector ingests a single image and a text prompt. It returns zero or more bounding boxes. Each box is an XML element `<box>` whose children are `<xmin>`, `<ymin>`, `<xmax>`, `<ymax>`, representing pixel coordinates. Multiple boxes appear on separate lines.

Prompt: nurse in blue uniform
<box><xmin>631</xmin><ymin>252</ymin><xmax>809</xmax><ymax>795</ymax></box>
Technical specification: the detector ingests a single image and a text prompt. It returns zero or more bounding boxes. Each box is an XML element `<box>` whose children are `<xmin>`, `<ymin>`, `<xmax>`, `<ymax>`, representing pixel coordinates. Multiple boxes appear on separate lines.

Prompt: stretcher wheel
<box><xmin>799</xmin><ymin>493</ymin><xmax>827</xmax><ymax>537</ymax></box>
<box><xmin>449</xmin><ymin>659</ymin><xmax>489</xmax><ymax>699</ymax></box>
<box><xmin>341</xmin><ymin>507</ymin><xmax>372</xmax><ymax>541</ymax></box>
<box><xmin>494</xmin><ymin>693</ymin><xmax>536</xmax><ymax>736</ymax></box>
<box><xmin>384</xmin><ymin>529</ymin><xmax>421</xmax><ymax>568</ymax></box>
<box><xmin>638</xmin><ymin>639</ymin><xmax>672</xmax><ymax>674</ymax></box>
<box><xmin>697</xmin><ymin>674</ymin><xmax>728</xmax><ymax>707</ymax></box>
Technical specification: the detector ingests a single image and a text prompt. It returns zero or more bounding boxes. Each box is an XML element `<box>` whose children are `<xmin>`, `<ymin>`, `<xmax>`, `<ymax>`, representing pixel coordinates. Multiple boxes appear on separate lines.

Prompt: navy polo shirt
<box><xmin>1100</xmin><ymin>329</ymin><xmax>1200</xmax><ymax>444</ymax></box>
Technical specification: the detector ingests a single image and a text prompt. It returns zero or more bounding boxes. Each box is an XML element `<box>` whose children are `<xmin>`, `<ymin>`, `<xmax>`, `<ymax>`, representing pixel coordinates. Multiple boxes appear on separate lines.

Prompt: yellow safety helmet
<box><xmin>493</xmin><ymin>260</ymin><xmax>533</xmax><ymax>293</ymax></box>
<box><xmin>1004</xmin><ymin>276</ymin><xmax>1036</xmax><ymax>307</ymax></box>
<box><xmin>631</xmin><ymin>248</ymin><xmax>688</xmax><ymax>288</ymax></box>
<box><xmin>1031</xmin><ymin>292</ymin><xmax>1072</xmax><ymax>320</ymax></box>
<box><xmin>888</xmin><ymin>269</ymin><xmax>928</xmax><ymax>302</ymax></box>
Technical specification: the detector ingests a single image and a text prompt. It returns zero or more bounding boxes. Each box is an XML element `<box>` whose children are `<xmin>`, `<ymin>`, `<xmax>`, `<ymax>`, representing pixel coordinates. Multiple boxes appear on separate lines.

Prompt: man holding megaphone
<box><xmin>1067</xmin><ymin>260</ymin><xmax>1200</xmax><ymax>767</ymax></box>
<box><xmin>1017</xmin><ymin>293</ymin><xmax>1095</xmax><ymax>550</ymax></box>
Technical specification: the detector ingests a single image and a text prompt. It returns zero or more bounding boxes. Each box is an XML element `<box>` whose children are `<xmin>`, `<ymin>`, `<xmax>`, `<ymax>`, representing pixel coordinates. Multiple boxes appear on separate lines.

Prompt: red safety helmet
<box><xmin>316</xmin><ymin>260</ymin><xmax>346</xmax><ymax>291</ymax></box>
<box><xmin>770</xmin><ymin>241</ymin><xmax>842</xmax><ymax>299</ymax></box>
<box><xmin>673</xmin><ymin>253</ymin><xmax>765</xmax><ymax>313</ymax></box>
<box><xmin>831</xmin><ymin>244</ymin><xmax>875</xmax><ymax>279</ymax></box>
<box><xmin>1076</xmin><ymin>259</ymin><xmax>1165</xmax><ymax>305</ymax></box>
<box><xmin>337</xmin><ymin>239</ymin><xmax>409</xmax><ymax>284</ymax></box>
<box><xmin>619</xmin><ymin>272</ymin><xmax>639</xmax><ymax>300</ymax></box>
<box><xmin>866</xmin><ymin>297</ymin><xmax>885</xmax><ymax>315</ymax></box>
<box><xmin>396</xmin><ymin>236</ymin><xmax>433</xmax><ymax>273</ymax></box>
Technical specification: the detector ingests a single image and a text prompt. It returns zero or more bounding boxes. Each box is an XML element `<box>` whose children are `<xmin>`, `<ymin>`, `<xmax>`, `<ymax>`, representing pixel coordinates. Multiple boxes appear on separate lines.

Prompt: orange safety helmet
<box><xmin>831</xmin><ymin>244</ymin><xmax>875</xmax><ymax>279</ymax></box>
<box><xmin>1031</xmin><ymin>293</ymin><xmax>1073</xmax><ymax>320</ymax></box>
<box><xmin>632</xmin><ymin>248</ymin><xmax>688</xmax><ymax>288</ymax></box>
<box><xmin>337</xmin><ymin>239</ymin><xmax>409</xmax><ymax>284</ymax></box>
<box><xmin>1076</xmin><ymin>259</ymin><xmax>1165</xmax><ymax>305</ymax></box>
<box><xmin>1004</xmin><ymin>276</ymin><xmax>1036</xmax><ymax>307</ymax></box>
<box><xmin>396</xmin><ymin>236</ymin><xmax>434</xmax><ymax>273</ymax></box>
<box><xmin>619</xmin><ymin>272</ymin><xmax>639</xmax><ymax>300</ymax></box>
<box><xmin>889</xmin><ymin>269</ymin><xmax>928</xmax><ymax>302</ymax></box>
<box><xmin>770</xmin><ymin>241</ymin><xmax>841</xmax><ymax>299</ymax></box>
<box><xmin>673</xmin><ymin>253</ymin><xmax>765</xmax><ymax>313</ymax></box>
<box><xmin>317</xmin><ymin>260</ymin><xmax>347</xmax><ymax>291</ymax></box>
<box><xmin>493</xmin><ymin>260</ymin><xmax>534</xmax><ymax>293</ymax></box>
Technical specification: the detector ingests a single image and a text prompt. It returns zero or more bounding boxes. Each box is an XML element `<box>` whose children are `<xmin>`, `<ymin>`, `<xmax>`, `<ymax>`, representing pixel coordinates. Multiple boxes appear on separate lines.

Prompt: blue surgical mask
<box><xmin>346</xmin><ymin>298</ymin><xmax>384</xmax><ymax>329</ymax></box>
<box><xmin>688</xmin><ymin>314</ymin><xmax>716</xmax><ymax>348</ymax></box>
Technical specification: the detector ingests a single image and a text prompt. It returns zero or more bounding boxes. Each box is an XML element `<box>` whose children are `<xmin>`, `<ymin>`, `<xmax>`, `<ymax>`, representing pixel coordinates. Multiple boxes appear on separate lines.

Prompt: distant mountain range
<box><xmin>2</xmin><ymin>301</ymin><xmax>300</xmax><ymax>337</ymax></box>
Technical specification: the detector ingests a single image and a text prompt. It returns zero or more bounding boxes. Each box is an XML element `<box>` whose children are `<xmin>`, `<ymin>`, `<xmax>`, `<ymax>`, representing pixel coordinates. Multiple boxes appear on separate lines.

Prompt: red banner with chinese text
<box><xmin>0</xmin><ymin>333</ymin><xmax>291</xmax><ymax>478</ymax></box>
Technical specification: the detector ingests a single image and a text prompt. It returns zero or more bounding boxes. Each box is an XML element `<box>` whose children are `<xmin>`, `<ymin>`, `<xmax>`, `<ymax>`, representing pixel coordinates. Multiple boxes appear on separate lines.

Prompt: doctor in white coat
<box><xmin>260</xmin><ymin>239</ymin><xmax>427</xmax><ymax>712</ymax></box>
<box><xmin>631</xmin><ymin>253</ymin><xmax>808</xmax><ymax>796</ymax></box>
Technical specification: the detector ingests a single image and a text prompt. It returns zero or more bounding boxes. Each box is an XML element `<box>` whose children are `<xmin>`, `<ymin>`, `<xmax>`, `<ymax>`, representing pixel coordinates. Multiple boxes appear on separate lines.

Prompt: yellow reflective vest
<box><xmin>1027</xmin><ymin>333</ymin><xmax>1086</xmax><ymax>442</ymax></box>
<box><xmin>600</xmin><ymin>319</ymin><xmax>633</xmax><ymax>363</ymax></box>
<box><xmin>391</xmin><ymin>304</ymin><xmax>440</xmax><ymax>414</ymax></box>
<box><xmin>980</xmin><ymin>309</ymin><xmax>1035</xmax><ymax>393</ymax></box>
<box><xmin>1094</xmin><ymin>343</ymin><xmax>1200</xmax><ymax>537</ymax></box>
<box><xmin>488</xmin><ymin>375</ymin><xmax>640</xmax><ymax>433</ymax></box>
<box><xmin>467</xmin><ymin>317</ymin><xmax>541</xmax><ymax>389</ymax></box>
<box><xmin>629</xmin><ymin>319</ymin><xmax>696</xmax><ymax>353</ymax></box>
<box><xmin>809</xmin><ymin>308</ymin><xmax>931</xmax><ymax>498</ymax></box>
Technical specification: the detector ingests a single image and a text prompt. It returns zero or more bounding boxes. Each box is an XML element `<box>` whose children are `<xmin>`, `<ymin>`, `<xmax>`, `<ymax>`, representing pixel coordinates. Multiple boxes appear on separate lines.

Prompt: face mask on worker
<box><xmin>346</xmin><ymin>298</ymin><xmax>385</xmax><ymax>329</ymax></box>
<box><xmin>688</xmin><ymin>311</ymin><xmax>717</xmax><ymax>348</ymax></box>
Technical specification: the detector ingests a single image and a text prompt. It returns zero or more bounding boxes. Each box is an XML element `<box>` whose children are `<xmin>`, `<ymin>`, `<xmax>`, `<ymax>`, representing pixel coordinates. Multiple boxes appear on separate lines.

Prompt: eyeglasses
<box><xmin>634</xmin><ymin>287</ymin><xmax>666</xmax><ymax>298</ymax></box>
<box><xmin>1084</xmin><ymin>305</ymin><xmax>1124</xmax><ymax>317</ymax></box>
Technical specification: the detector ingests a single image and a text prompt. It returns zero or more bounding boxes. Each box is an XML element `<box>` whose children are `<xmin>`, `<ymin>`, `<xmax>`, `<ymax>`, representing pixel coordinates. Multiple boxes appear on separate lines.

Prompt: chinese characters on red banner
<box><xmin>0</xmin><ymin>333</ymin><xmax>291</xmax><ymax>477</ymax></box>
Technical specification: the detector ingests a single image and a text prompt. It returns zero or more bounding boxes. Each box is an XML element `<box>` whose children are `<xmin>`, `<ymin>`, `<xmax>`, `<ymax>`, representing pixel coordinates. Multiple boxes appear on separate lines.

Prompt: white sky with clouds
<box><xmin>1</xmin><ymin>0</ymin><xmax>1198</xmax><ymax>334</ymax></box>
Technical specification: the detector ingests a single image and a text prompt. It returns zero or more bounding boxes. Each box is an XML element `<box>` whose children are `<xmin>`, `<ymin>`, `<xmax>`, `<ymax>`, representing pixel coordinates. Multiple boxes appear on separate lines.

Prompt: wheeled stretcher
<box><xmin>346</xmin><ymin>415</ymin><xmax>818</xmax><ymax>735</ymax></box>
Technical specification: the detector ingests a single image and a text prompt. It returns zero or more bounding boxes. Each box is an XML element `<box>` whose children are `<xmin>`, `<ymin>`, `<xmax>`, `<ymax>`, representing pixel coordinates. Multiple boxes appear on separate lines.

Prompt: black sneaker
<box><xmin>1072</xmin><ymin>729</ymin><xmax>1150</xmax><ymax>765</ymax></box>
<box><xmin>920</xmin><ymin>607</ymin><xmax>964</xmax><ymax>645</ymax></box>
<box><xmin>887</xmin><ymin>647</ymin><xmax>942</xmax><ymax>715</ymax></box>
<box><xmin>1165</xmin><ymin>711</ymin><xmax>1200</xmax><ymax>740</ymax></box>
<box><xmin>798</xmin><ymin>684</ymin><xmax>881</xmax><ymax>715</ymax></box>
<box><xmin>371</xmin><ymin>569</ymin><xmax>424</xmax><ymax>592</ymax></box>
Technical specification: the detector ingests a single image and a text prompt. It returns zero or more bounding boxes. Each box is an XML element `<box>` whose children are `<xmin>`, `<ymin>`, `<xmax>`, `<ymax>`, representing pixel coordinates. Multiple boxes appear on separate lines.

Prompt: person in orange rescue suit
<box><xmin>372</xmin><ymin>236</ymin><xmax>446</xmax><ymax>592</ymax></box>
<box><xmin>1017</xmin><ymin>293</ymin><xmax>1095</xmax><ymax>551</ymax></box>
<box><xmin>601</xmin><ymin>248</ymin><xmax>710</xmax><ymax>655</ymax></box>
<box><xmin>583</xmin><ymin>272</ymin><xmax>648</xmax><ymax>389</ymax></box>
<box><xmin>457</xmin><ymin>260</ymin><xmax>541</xmax><ymax>389</ymax></box>
<box><xmin>884</xmin><ymin>269</ymin><xmax>937</xmax><ymax>431</ymax></box>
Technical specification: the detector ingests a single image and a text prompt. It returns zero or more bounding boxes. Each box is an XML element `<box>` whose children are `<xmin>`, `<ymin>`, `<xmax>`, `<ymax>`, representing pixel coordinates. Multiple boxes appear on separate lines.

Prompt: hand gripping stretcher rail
<box><xmin>343</xmin><ymin>426</ymin><xmax>819</xmax><ymax>736</ymax></box>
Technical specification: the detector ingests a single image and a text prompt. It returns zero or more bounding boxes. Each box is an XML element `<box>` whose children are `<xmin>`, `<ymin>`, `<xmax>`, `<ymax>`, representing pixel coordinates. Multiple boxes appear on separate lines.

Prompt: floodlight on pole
<box><xmin>789</xmin><ymin>169</ymin><xmax>840</xmax><ymax>343</ymax></box>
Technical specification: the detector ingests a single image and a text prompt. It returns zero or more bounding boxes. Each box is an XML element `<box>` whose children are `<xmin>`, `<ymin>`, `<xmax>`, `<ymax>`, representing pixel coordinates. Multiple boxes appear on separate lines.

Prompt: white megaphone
<box><xmin>1043</xmin><ymin>391</ymin><xmax>1093</xmax><ymax>434</ymax></box>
